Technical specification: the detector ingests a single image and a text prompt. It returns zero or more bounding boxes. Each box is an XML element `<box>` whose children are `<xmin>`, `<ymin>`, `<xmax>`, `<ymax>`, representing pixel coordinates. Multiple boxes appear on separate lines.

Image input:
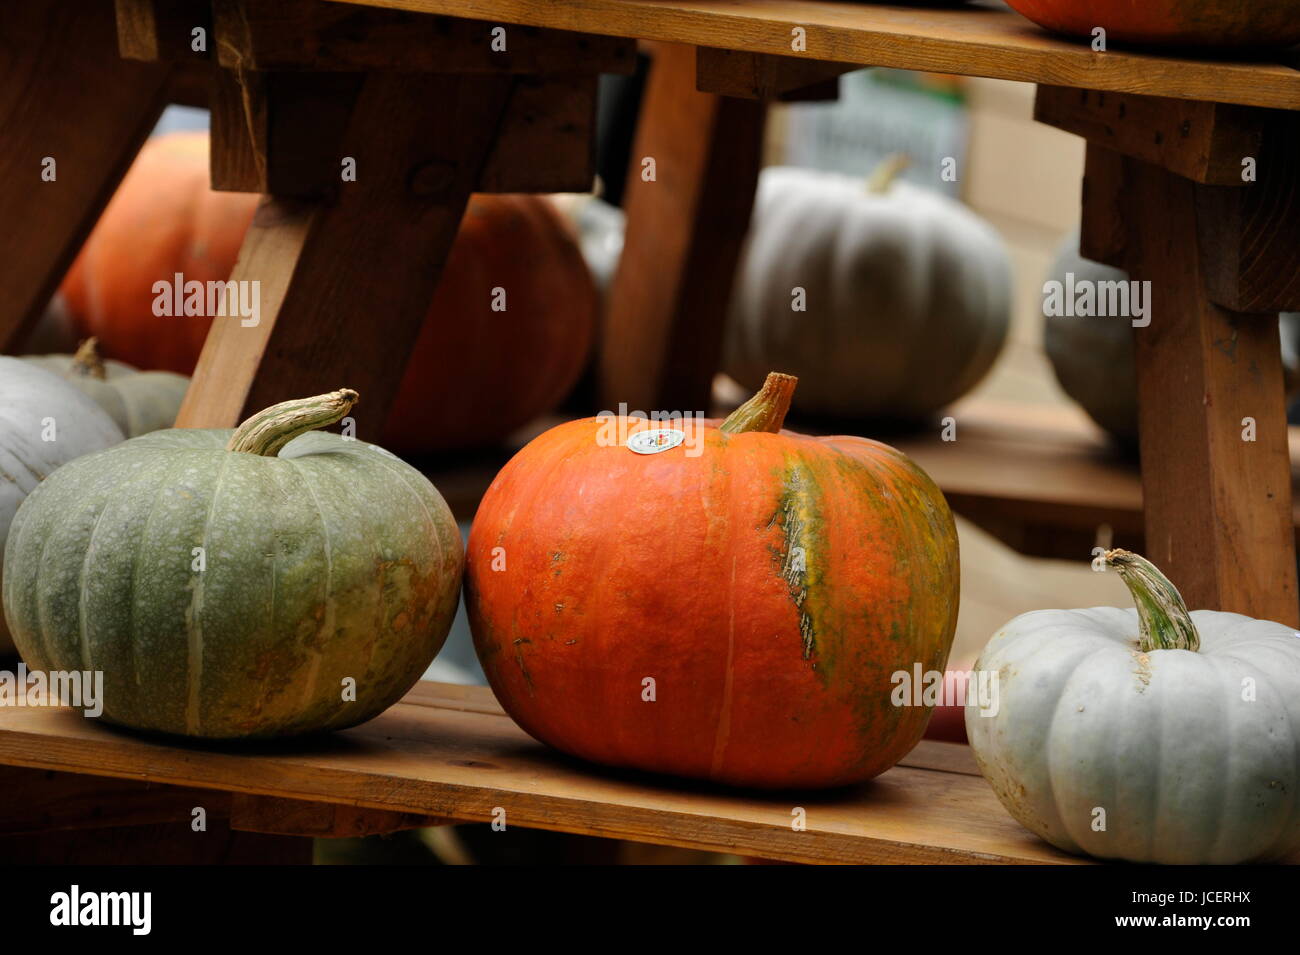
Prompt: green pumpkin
<box><xmin>22</xmin><ymin>337</ymin><xmax>189</xmax><ymax>438</ymax></box>
<box><xmin>2</xmin><ymin>389</ymin><xmax>464</xmax><ymax>739</ymax></box>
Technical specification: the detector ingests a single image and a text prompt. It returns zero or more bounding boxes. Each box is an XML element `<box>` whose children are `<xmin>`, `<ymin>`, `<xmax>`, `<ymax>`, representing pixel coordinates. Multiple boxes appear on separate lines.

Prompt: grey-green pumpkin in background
<box><xmin>22</xmin><ymin>337</ymin><xmax>189</xmax><ymax>438</ymax></box>
<box><xmin>1043</xmin><ymin>231</ymin><xmax>1300</xmax><ymax>446</ymax></box>
<box><xmin>3</xmin><ymin>389</ymin><xmax>464</xmax><ymax>739</ymax></box>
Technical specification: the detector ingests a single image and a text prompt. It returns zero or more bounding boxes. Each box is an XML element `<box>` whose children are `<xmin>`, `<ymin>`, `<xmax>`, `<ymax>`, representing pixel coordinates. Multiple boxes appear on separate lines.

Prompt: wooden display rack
<box><xmin>1</xmin><ymin>0</ymin><xmax>1298</xmax><ymax>864</ymax></box>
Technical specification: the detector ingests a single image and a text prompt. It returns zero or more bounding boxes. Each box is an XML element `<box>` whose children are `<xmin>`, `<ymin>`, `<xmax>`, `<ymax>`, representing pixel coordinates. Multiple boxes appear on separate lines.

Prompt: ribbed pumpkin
<box><xmin>378</xmin><ymin>194</ymin><xmax>597</xmax><ymax>454</ymax></box>
<box><xmin>3</xmin><ymin>390</ymin><xmax>464</xmax><ymax>738</ymax></box>
<box><xmin>60</xmin><ymin>132</ymin><xmax>597</xmax><ymax>453</ymax></box>
<box><xmin>0</xmin><ymin>358</ymin><xmax>125</xmax><ymax>654</ymax></box>
<box><xmin>61</xmin><ymin>132</ymin><xmax>257</xmax><ymax>375</ymax></box>
<box><xmin>466</xmin><ymin>373</ymin><xmax>960</xmax><ymax>788</ymax></box>
<box><xmin>966</xmin><ymin>550</ymin><xmax>1300</xmax><ymax>864</ymax></box>
<box><xmin>724</xmin><ymin>163</ymin><xmax>1012</xmax><ymax>423</ymax></box>
<box><xmin>1004</xmin><ymin>0</ymin><xmax>1300</xmax><ymax>48</ymax></box>
<box><xmin>22</xmin><ymin>338</ymin><xmax>189</xmax><ymax>437</ymax></box>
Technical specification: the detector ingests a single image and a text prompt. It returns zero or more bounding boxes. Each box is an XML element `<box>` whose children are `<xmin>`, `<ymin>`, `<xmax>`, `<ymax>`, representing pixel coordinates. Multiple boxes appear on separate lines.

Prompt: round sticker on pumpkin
<box><xmin>627</xmin><ymin>428</ymin><xmax>686</xmax><ymax>455</ymax></box>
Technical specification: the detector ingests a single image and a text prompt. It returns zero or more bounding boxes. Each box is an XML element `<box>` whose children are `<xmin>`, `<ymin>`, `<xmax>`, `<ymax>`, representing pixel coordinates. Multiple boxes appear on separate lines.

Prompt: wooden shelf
<box><xmin>334</xmin><ymin>0</ymin><xmax>1300</xmax><ymax>109</ymax></box>
<box><xmin>0</xmin><ymin>681</ymin><xmax>1084</xmax><ymax>864</ymax></box>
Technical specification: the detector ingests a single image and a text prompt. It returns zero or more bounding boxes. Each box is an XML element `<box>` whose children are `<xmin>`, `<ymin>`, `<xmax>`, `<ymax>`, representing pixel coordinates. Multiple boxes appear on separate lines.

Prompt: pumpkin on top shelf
<box><xmin>22</xmin><ymin>338</ymin><xmax>189</xmax><ymax>438</ymax></box>
<box><xmin>0</xmin><ymin>357</ymin><xmax>125</xmax><ymax>654</ymax></box>
<box><xmin>966</xmin><ymin>550</ymin><xmax>1300</xmax><ymax>864</ymax></box>
<box><xmin>467</xmin><ymin>372</ymin><xmax>960</xmax><ymax>789</ymax></box>
<box><xmin>724</xmin><ymin>157</ymin><xmax>1012</xmax><ymax>427</ymax></box>
<box><xmin>58</xmin><ymin>131</ymin><xmax>599</xmax><ymax>456</ymax></box>
<box><xmin>1003</xmin><ymin>0</ymin><xmax>1300</xmax><ymax>49</ymax></box>
<box><xmin>3</xmin><ymin>389</ymin><xmax>464</xmax><ymax>738</ymax></box>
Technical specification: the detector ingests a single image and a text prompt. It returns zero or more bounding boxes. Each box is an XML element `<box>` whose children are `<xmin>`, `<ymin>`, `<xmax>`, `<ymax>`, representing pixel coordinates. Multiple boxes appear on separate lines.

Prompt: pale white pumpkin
<box><xmin>1043</xmin><ymin>231</ymin><xmax>1300</xmax><ymax>446</ymax></box>
<box><xmin>0</xmin><ymin>357</ymin><xmax>125</xmax><ymax>652</ymax></box>
<box><xmin>724</xmin><ymin>163</ymin><xmax>1012</xmax><ymax>420</ymax></box>
<box><xmin>22</xmin><ymin>339</ymin><xmax>188</xmax><ymax>438</ymax></box>
<box><xmin>549</xmin><ymin>192</ymin><xmax>624</xmax><ymax>294</ymax></box>
<box><xmin>966</xmin><ymin>550</ymin><xmax>1300</xmax><ymax>864</ymax></box>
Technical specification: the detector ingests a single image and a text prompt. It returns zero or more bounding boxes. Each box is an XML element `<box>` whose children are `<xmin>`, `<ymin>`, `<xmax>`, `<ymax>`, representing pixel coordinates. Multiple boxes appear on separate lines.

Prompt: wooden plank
<box><xmin>175</xmin><ymin>72</ymin><xmax>515</xmax><ymax>434</ymax></box>
<box><xmin>1196</xmin><ymin>112</ymin><xmax>1300</xmax><ymax>314</ymax></box>
<box><xmin>600</xmin><ymin>42</ymin><xmax>765</xmax><ymax>412</ymax></box>
<box><xmin>0</xmin><ymin>682</ymin><xmax>1085</xmax><ymax>865</ymax></box>
<box><xmin>324</xmin><ymin>0</ymin><xmax>1300</xmax><ymax>110</ymax></box>
<box><xmin>229</xmin><ymin>794</ymin><xmax>448</xmax><ymax>837</ymax></box>
<box><xmin>0</xmin><ymin>765</ymin><xmax>227</xmax><ymax>835</ymax></box>
<box><xmin>1117</xmin><ymin>153</ymin><xmax>1298</xmax><ymax>625</ymax></box>
<box><xmin>1034</xmin><ymin>86</ymin><xmax>1263</xmax><ymax>186</ymax></box>
<box><xmin>477</xmin><ymin>73</ymin><xmax>599</xmax><ymax>193</ymax></box>
<box><xmin>0</xmin><ymin>821</ymin><xmax>307</xmax><ymax>864</ymax></box>
<box><xmin>213</xmin><ymin>0</ymin><xmax>635</xmax><ymax>73</ymax></box>
<box><xmin>696</xmin><ymin>47</ymin><xmax>853</xmax><ymax>100</ymax></box>
<box><xmin>0</xmin><ymin>0</ymin><xmax>171</xmax><ymax>350</ymax></box>
<box><xmin>116</xmin><ymin>0</ymin><xmax>211</xmax><ymax>61</ymax></box>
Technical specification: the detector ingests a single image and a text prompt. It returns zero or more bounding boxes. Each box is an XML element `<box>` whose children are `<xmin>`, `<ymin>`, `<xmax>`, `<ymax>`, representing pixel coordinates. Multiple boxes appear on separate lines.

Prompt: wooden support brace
<box><xmin>116</xmin><ymin>0</ymin><xmax>212</xmax><ymax>62</ymax></box>
<box><xmin>176</xmin><ymin>71</ymin><xmax>517</xmax><ymax>434</ymax></box>
<box><xmin>211</xmin><ymin>0</ymin><xmax>635</xmax><ymax>74</ymax></box>
<box><xmin>1073</xmin><ymin>131</ymin><xmax>1299</xmax><ymax>624</ymax></box>
<box><xmin>696</xmin><ymin>47</ymin><xmax>852</xmax><ymax>101</ymax></box>
<box><xmin>229</xmin><ymin>793</ymin><xmax>452</xmax><ymax>838</ymax></box>
<box><xmin>600</xmin><ymin>42</ymin><xmax>767</xmax><ymax>412</ymax></box>
<box><xmin>0</xmin><ymin>0</ymin><xmax>172</xmax><ymax>350</ymax></box>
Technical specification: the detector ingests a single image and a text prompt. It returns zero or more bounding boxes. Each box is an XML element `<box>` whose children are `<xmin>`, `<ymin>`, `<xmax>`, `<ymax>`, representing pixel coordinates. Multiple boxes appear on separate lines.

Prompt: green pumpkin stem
<box><xmin>1105</xmin><ymin>549</ymin><xmax>1201</xmax><ymax>653</ymax></box>
<box><xmin>720</xmin><ymin>372</ymin><xmax>798</xmax><ymax>435</ymax></box>
<box><xmin>226</xmin><ymin>388</ymin><xmax>359</xmax><ymax>457</ymax></box>
<box><xmin>70</xmin><ymin>337</ymin><xmax>107</xmax><ymax>380</ymax></box>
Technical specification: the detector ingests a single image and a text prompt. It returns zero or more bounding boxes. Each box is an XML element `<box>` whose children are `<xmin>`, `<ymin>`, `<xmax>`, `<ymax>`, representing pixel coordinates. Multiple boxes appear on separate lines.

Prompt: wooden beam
<box><xmin>212</xmin><ymin>0</ymin><xmax>634</xmax><ymax>74</ymax></box>
<box><xmin>116</xmin><ymin>0</ymin><xmax>212</xmax><ymax>62</ymax></box>
<box><xmin>229</xmin><ymin>793</ymin><xmax>451</xmax><ymax>837</ymax></box>
<box><xmin>1087</xmin><ymin>148</ymin><xmax>1298</xmax><ymax>624</ymax></box>
<box><xmin>176</xmin><ymin>72</ymin><xmax>515</xmax><ymax>435</ymax></box>
<box><xmin>600</xmin><ymin>42</ymin><xmax>766</xmax><ymax>412</ymax></box>
<box><xmin>696</xmin><ymin>47</ymin><xmax>852</xmax><ymax>100</ymax></box>
<box><xmin>0</xmin><ymin>0</ymin><xmax>171</xmax><ymax>350</ymax></box>
<box><xmin>477</xmin><ymin>74</ymin><xmax>598</xmax><ymax>193</ymax></box>
<box><xmin>1035</xmin><ymin>86</ymin><xmax>1262</xmax><ymax>186</ymax></box>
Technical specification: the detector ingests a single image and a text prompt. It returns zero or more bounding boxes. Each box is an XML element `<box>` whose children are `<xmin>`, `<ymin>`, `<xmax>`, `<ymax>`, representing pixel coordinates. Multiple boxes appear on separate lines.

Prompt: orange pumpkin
<box><xmin>1004</xmin><ymin>0</ymin><xmax>1300</xmax><ymax>48</ymax></box>
<box><xmin>61</xmin><ymin>133</ymin><xmax>257</xmax><ymax>374</ymax></box>
<box><xmin>466</xmin><ymin>374</ymin><xmax>960</xmax><ymax>789</ymax></box>
<box><xmin>60</xmin><ymin>132</ymin><xmax>598</xmax><ymax>453</ymax></box>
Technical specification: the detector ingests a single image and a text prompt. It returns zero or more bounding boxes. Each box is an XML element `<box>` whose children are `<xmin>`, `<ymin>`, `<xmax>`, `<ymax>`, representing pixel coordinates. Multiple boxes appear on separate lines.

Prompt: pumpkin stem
<box><xmin>720</xmin><ymin>372</ymin><xmax>798</xmax><ymax>434</ymax></box>
<box><xmin>865</xmin><ymin>153</ymin><xmax>911</xmax><ymax>194</ymax></box>
<box><xmin>1105</xmin><ymin>549</ymin><xmax>1201</xmax><ymax>653</ymax></box>
<box><xmin>226</xmin><ymin>389</ymin><xmax>359</xmax><ymax>457</ymax></box>
<box><xmin>70</xmin><ymin>337</ymin><xmax>108</xmax><ymax>381</ymax></box>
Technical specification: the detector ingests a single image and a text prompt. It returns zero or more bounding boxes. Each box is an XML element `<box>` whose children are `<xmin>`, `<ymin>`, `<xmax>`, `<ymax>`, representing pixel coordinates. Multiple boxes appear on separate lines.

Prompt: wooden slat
<box><xmin>696</xmin><ymin>47</ymin><xmax>853</xmax><ymax>100</ymax></box>
<box><xmin>0</xmin><ymin>682</ymin><xmax>1083</xmax><ymax>865</ymax></box>
<box><xmin>0</xmin><ymin>0</ymin><xmax>171</xmax><ymax>350</ymax></box>
<box><xmin>600</xmin><ymin>42</ymin><xmax>765</xmax><ymax>412</ymax></box>
<box><xmin>1034</xmin><ymin>86</ymin><xmax>1263</xmax><ymax>186</ymax></box>
<box><xmin>116</xmin><ymin>0</ymin><xmax>212</xmax><ymax>61</ymax></box>
<box><xmin>229</xmin><ymin>793</ymin><xmax>448</xmax><ymax>837</ymax></box>
<box><xmin>213</xmin><ymin>0</ymin><xmax>635</xmax><ymax>74</ymax></box>
<box><xmin>325</xmin><ymin>0</ymin><xmax>1300</xmax><ymax>110</ymax></box>
<box><xmin>477</xmin><ymin>73</ymin><xmax>599</xmax><ymax>193</ymax></box>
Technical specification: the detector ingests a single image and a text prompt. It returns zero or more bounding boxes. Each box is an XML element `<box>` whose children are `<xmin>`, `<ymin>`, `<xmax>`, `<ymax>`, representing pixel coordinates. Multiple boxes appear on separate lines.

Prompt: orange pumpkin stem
<box><xmin>720</xmin><ymin>372</ymin><xmax>798</xmax><ymax>434</ymax></box>
<box><xmin>70</xmin><ymin>337</ymin><xmax>108</xmax><ymax>380</ymax></box>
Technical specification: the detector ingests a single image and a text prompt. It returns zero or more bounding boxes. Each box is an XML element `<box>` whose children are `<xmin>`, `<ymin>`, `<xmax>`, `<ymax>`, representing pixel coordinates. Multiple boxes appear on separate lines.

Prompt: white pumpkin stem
<box><xmin>1105</xmin><ymin>549</ymin><xmax>1201</xmax><ymax>653</ymax></box>
<box><xmin>720</xmin><ymin>372</ymin><xmax>798</xmax><ymax>434</ymax></box>
<box><xmin>865</xmin><ymin>153</ymin><xmax>912</xmax><ymax>194</ymax></box>
<box><xmin>226</xmin><ymin>389</ymin><xmax>359</xmax><ymax>457</ymax></box>
<box><xmin>70</xmin><ymin>337</ymin><xmax>108</xmax><ymax>380</ymax></box>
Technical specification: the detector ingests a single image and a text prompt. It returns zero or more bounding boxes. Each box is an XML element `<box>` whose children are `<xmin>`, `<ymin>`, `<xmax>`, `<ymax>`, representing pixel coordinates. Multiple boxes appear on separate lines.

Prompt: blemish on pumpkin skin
<box><xmin>1131</xmin><ymin>650</ymin><xmax>1152</xmax><ymax>690</ymax></box>
<box><xmin>513</xmin><ymin>637</ymin><xmax>535</xmax><ymax>693</ymax></box>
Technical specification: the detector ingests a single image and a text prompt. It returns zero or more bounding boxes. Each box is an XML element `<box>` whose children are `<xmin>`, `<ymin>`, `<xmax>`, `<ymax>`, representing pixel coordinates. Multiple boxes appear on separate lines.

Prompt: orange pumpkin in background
<box><xmin>59</xmin><ymin>132</ymin><xmax>599</xmax><ymax>454</ymax></box>
<box><xmin>466</xmin><ymin>374</ymin><xmax>961</xmax><ymax>789</ymax></box>
<box><xmin>61</xmin><ymin>133</ymin><xmax>257</xmax><ymax>374</ymax></box>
